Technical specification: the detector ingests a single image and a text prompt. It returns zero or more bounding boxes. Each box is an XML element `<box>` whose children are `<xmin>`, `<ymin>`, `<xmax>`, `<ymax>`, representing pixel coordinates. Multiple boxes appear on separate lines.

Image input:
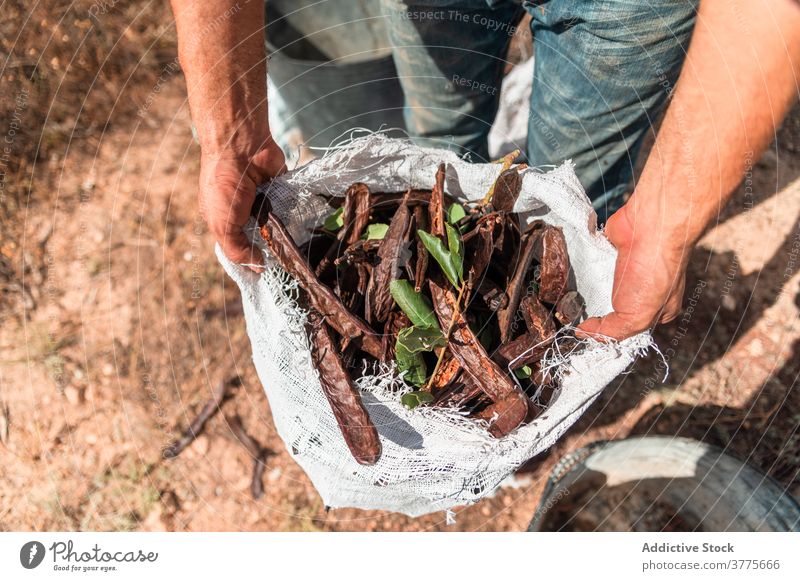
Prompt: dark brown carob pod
<box><xmin>307</xmin><ymin>311</ymin><xmax>381</xmax><ymax>466</ymax></box>
<box><xmin>490</xmin><ymin>167</ymin><xmax>522</xmax><ymax>213</ymax></box>
<box><xmin>555</xmin><ymin>290</ymin><xmax>585</xmax><ymax>326</ymax></box>
<box><xmin>520</xmin><ymin>294</ymin><xmax>557</xmax><ymax>341</ymax></box>
<box><xmin>536</xmin><ymin>226</ymin><xmax>571</xmax><ymax>303</ymax></box>
<box><xmin>429</xmin><ymin>278</ymin><xmax>529</xmax><ymax>437</ymax></box>
<box><xmin>413</xmin><ymin>205</ymin><xmax>429</xmax><ymax>292</ymax></box>
<box><xmin>256</xmin><ymin>198</ymin><xmax>384</xmax><ymax>360</ymax></box>
<box><xmin>365</xmin><ymin>189</ymin><xmax>413</xmax><ymax>324</ymax></box>
<box><xmin>496</xmin><ymin>228</ymin><xmax>540</xmax><ymax>342</ymax></box>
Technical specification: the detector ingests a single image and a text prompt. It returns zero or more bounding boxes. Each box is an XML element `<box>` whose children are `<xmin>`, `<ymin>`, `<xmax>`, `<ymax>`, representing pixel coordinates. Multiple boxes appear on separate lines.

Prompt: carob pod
<box><xmin>520</xmin><ymin>294</ymin><xmax>556</xmax><ymax>340</ymax></box>
<box><xmin>429</xmin><ymin>164</ymin><xmax>446</xmax><ymax>238</ymax></box>
<box><xmin>413</xmin><ymin>205</ymin><xmax>429</xmax><ymax>292</ymax></box>
<box><xmin>316</xmin><ymin>182</ymin><xmax>371</xmax><ymax>277</ymax></box>
<box><xmin>493</xmin><ymin>294</ymin><xmax>557</xmax><ymax>369</ymax></box>
<box><xmin>496</xmin><ymin>226</ymin><xmax>541</xmax><ymax>342</ymax></box>
<box><xmin>492</xmin><ymin>331</ymin><xmax>555</xmax><ymax>370</ymax></box>
<box><xmin>428</xmin><ymin>278</ymin><xmax>530</xmax><ymax>438</ymax></box>
<box><xmin>535</xmin><ymin>226</ymin><xmax>571</xmax><ymax>303</ymax></box>
<box><xmin>490</xmin><ymin>167</ymin><xmax>522</xmax><ymax>213</ymax></box>
<box><xmin>463</xmin><ymin>213</ymin><xmax>501</xmax><ymax>290</ymax></box>
<box><xmin>253</xmin><ymin>195</ymin><xmax>384</xmax><ymax>360</ymax></box>
<box><xmin>429</xmin><ymin>354</ymin><xmax>461</xmax><ymax>393</ymax></box>
<box><xmin>307</xmin><ymin>312</ymin><xmax>381</xmax><ymax>466</ymax></box>
<box><xmin>365</xmin><ymin>190</ymin><xmax>413</xmax><ymax>324</ymax></box>
<box><xmin>555</xmin><ymin>290</ymin><xmax>585</xmax><ymax>326</ymax></box>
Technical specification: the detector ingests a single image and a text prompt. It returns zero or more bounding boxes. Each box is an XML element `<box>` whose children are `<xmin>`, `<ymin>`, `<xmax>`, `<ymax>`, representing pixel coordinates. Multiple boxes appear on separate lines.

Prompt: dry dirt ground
<box><xmin>2</xmin><ymin>73</ymin><xmax>800</xmax><ymax>531</ymax></box>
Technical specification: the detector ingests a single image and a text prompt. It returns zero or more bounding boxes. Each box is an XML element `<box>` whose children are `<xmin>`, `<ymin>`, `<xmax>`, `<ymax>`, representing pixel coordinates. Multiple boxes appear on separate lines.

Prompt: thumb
<box><xmin>577</xmin><ymin>312</ymin><xmax>640</xmax><ymax>341</ymax></box>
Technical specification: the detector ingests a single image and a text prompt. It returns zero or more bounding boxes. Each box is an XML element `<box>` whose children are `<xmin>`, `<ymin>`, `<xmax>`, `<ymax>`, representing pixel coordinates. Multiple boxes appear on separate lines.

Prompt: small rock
<box><xmin>85</xmin><ymin>433</ymin><xmax>98</xmax><ymax>445</ymax></box>
<box><xmin>64</xmin><ymin>386</ymin><xmax>84</xmax><ymax>406</ymax></box>
<box><xmin>184</xmin><ymin>435</ymin><xmax>209</xmax><ymax>459</ymax></box>
<box><xmin>183</xmin><ymin>251</ymin><xmax>193</xmax><ymax>262</ymax></box>
<box><xmin>267</xmin><ymin>467</ymin><xmax>282</xmax><ymax>483</ymax></box>
<box><xmin>748</xmin><ymin>339</ymin><xmax>765</xmax><ymax>357</ymax></box>
<box><xmin>102</xmin><ymin>363</ymin><xmax>114</xmax><ymax>377</ymax></box>
<box><xmin>143</xmin><ymin>506</ymin><xmax>169</xmax><ymax>532</ymax></box>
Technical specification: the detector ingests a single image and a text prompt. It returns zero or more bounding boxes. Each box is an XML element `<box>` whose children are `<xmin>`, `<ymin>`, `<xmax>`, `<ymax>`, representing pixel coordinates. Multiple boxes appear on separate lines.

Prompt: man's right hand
<box><xmin>170</xmin><ymin>0</ymin><xmax>279</xmax><ymax>270</ymax></box>
<box><xmin>199</xmin><ymin>140</ymin><xmax>286</xmax><ymax>272</ymax></box>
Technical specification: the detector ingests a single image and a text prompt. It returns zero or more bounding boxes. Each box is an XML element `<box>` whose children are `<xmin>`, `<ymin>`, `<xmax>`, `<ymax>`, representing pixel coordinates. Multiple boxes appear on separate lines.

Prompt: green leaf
<box><xmin>446</xmin><ymin>203</ymin><xmax>467</xmax><ymax>225</ymax></box>
<box><xmin>323</xmin><ymin>207</ymin><xmax>344</xmax><ymax>231</ymax></box>
<box><xmin>363</xmin><ymin>223</ymin><xmax>389</xmax><ymax>240</ymax></box>
<box><xmin>396</xmin><ymin>326</ymin><xmax>446</xmax><ymax>353</ymax></box>
<box><xmin>396</xmin><ymin>349</ymin><xmax>427</xmax><ymax>386</ymax></box>
<box><xmin>418</xmin><ymin>230</ymin><xmax>461</xmax><ymax>289</ymax></box>
<box><xmin>401</xmin><ymin>390</ymin><xmax>435</xmax><ymax>410</ymax></box>
<box><xmin>514</xmin><ymin>365</ymin><xmax>533</xmax><ymax>379</ymax></box>
<box><xmin>389</xmin><ymin>280</ymin><xmax>439</xmax><ymax>329</ymax></box>
<box><xmin>395</xmin><ymin>326</ymin><xmax>446</xmax><ymax>387</ymax></box>
<box><xmin>445</xmin><ymin>223</ymin><xmax>463</xmax><ymax>282</ymax></box>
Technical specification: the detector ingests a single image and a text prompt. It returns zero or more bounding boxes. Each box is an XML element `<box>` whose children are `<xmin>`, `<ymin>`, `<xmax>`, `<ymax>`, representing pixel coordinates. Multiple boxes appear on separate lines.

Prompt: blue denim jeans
<box><xmin>382</xmin><ymin>0</ymin><xmax>698</xmax><ymax>220</ymax></box>
<box><xmin>268</xmin><ymin>0</ymin><xmax>698</xmax><ymax>221</ymax></box>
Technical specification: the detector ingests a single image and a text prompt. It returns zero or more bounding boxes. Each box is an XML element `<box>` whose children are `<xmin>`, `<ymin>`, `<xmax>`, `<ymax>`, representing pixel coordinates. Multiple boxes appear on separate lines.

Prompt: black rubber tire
<box><xmin>529</xmin><ymin>436</ymin><xmax>800</xmax><ymax>532</ymax></box>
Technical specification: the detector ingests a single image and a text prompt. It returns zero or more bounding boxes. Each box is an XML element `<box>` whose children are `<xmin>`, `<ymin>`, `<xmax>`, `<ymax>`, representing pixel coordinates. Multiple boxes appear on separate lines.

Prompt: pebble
<box><xmin>64</xmin><ymin>386</ymin><xmax>84</xmax><ymax>406</ymax></box>
<box><xmin>721</xmin><ymin>294</ymin><xmax>736</xmax><ymax>311</ymax></box>
<box><xmin>267</xmin><ymin>467</ymin><xmax>283</xmax><ymax>483</ymax></box>
<box><xmin>748</xmin><ymin>339</ymin><xmax>765</xmax><ymax>357</ymax></box>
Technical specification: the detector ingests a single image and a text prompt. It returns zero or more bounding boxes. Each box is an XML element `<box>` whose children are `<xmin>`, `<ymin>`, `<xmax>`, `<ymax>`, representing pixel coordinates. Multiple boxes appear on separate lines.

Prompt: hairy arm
<box><xmin>171</xmin><ymin>0</ymin><xmax>284</xmax><ymax>270</ymax></box>
<box><xmin>580</xmin><ymin>0</ymin><xmax>800</xmax><ymax>339</ymax></box>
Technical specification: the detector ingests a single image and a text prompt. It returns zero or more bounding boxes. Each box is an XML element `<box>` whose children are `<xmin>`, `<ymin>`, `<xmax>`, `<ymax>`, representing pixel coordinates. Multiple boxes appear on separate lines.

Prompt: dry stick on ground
<box><xmin>163</xmin><ymin>379</ymin><xmax>236</xmax><ymax>459</ymax></box>
<box><xmin>227</xmin><ymin>415</ymin><xmax>270</xmax><ymax>500</ymax></box>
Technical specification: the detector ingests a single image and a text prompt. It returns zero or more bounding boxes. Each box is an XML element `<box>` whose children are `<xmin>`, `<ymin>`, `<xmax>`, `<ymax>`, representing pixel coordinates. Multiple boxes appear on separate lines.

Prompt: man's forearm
<box><xmin>171</xmin><ymin>0</ymin><xmax>269</xmax><ymax>158</ymax></box>
<box><xmin>629</xmin><ymin>0</ymin><xmax>800</xmax><ymax>254</ymax></box>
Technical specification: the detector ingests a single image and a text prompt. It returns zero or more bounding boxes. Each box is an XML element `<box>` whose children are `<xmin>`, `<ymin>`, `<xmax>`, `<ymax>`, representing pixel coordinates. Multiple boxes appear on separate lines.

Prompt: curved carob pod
<box><xmin>429</xmin><ymin>278</ymin><xmax>530</xmax><ymax>438</ymax></box>
<box><xmin>365</xmin><ymin>190</ymin><xmax>413</xmax><ymax>324</ymax></box>
<box><xmin>306</xmin><ymin>312</ymin><xmax>382</xmax><ymax>466</ymax></box>
<box><xmin>535</xmin><ymin>226</ymin><xmax>571</xmax><ymax>303</ymax></box>
<box><xmin>254</xmin><ymin>196</ymin><xmax>384</xmax><ymax>360</ymax></box>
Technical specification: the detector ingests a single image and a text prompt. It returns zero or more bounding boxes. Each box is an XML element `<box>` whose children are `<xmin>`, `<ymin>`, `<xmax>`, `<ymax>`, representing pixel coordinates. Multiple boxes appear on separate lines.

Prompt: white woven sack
<box><xmin>217</xmin><ymin>134</ymin><xmax>653</xmax><ymax>517</ymax></box>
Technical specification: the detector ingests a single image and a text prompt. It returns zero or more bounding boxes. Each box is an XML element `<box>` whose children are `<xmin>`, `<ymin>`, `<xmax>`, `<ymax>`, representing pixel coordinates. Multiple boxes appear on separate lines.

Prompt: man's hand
<box><xmin>199</xmin><ymin>141</ymin><xmax>285</xmax><ymax>272</ymax></box>
<box><xmin>578</xmin><ymin>204</ymin><xmax>688</xmax><ymax>340</ymax></box>
<box><xmin>171</xmin><ymin>0</ymin><xmax>280</xmax><ymax>270</ymax></box>
<box><xmin>580</xmin><ymin>0</ymin><xmax>799</xmax><ymax>341</ymax></box>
